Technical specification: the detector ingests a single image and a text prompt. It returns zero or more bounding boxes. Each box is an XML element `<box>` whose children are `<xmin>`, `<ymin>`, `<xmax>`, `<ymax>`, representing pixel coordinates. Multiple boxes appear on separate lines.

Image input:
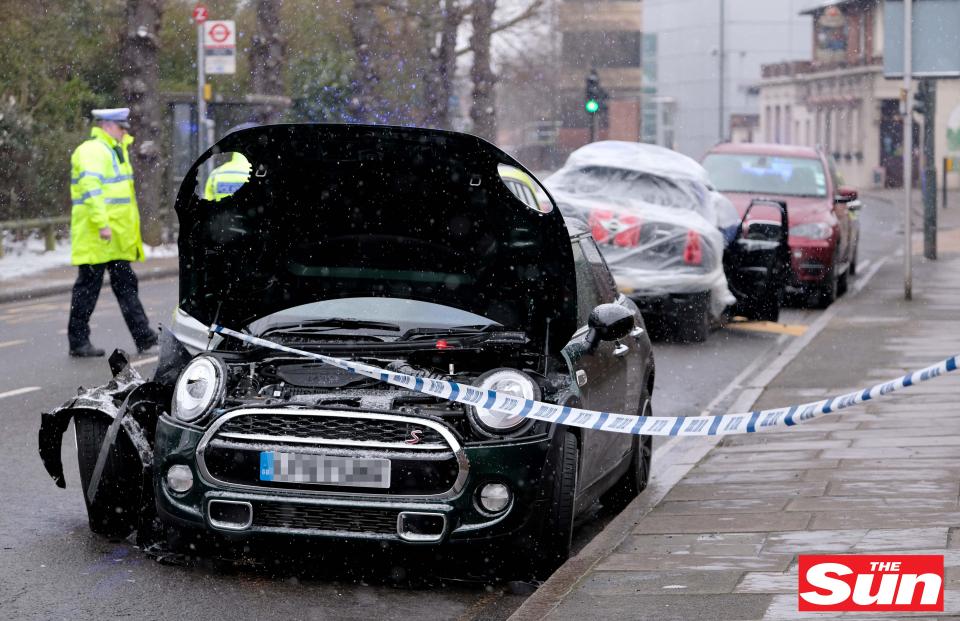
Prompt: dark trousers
<box><xmin>68</xmin><ymin>261</ymin><xmax>153</xmax><ymax>350</ymax></box>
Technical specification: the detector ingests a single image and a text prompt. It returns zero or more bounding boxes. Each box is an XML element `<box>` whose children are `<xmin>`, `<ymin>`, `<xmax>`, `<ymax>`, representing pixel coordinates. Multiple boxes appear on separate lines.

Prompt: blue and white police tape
<box><xmin>211</xmin><ymin>324</ymin><xmax>958</xmax><ymax>437</ymax></box>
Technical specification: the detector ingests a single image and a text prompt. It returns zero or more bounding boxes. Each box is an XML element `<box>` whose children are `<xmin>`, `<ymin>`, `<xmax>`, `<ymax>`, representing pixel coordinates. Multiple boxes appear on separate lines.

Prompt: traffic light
<box><xmin>585</xmin><ymin>69</ymin><xmax>605</xmax><ymax>115</ymax></box>
<box><xmin>913</xmin><ymin>87</ymin><xmax>927</xmax><ymax>116</ymax></box>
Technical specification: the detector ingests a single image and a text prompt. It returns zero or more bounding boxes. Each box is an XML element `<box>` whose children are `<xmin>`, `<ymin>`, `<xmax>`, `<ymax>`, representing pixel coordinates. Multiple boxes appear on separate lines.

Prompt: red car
<box><xmin>702</xmin><ymin>143</ymin><xmax>860</xmax><ymax>307</ymax></box>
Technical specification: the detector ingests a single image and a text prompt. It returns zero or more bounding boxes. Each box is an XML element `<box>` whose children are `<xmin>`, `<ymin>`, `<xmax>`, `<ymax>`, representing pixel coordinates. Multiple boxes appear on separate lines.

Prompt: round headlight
<box><xmin>173</xmin><ymin>356</ymin><xmax>224</xmax><ymax>422</ymax></box>
<box><xmin>469</xmin><ymin>368</ymin><xmax>540</xmax><ymax>436</ymax></box>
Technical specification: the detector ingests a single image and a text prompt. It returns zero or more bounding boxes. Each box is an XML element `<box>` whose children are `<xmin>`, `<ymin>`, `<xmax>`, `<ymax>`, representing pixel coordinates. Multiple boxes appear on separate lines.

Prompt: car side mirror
<box><xmin>835</xmin><ymin>187</ymin><xmax>858</xmax><ymax>204</ymax></box>
<box><xmin>585</xmin><ymin>303</ymin><xmax>634</xmax><ymax>352</ymax></box>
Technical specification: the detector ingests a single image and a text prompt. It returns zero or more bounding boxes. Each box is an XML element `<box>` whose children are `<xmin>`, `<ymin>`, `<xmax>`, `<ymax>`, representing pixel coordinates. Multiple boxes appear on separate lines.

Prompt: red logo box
<box><xmin>799</xmin><ymin>555</ymin><xmax>944</xmax><ymax>612</ymax></box>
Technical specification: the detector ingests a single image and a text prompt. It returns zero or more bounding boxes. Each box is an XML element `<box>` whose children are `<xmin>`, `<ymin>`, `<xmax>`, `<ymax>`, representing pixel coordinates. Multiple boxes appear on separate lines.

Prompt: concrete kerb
<box><xmin>0</xmin><ymin>264</ymin><xmax>179</xmax><ymax>305</ymax></box>
<box><xmin>508</xmin><ymin>255</ymin><xmax>893</xmax><ymax>621</ymax></box>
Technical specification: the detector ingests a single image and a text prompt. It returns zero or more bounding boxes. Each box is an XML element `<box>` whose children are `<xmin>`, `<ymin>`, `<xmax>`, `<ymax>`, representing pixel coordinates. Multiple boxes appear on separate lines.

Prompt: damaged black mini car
<box><xmin>39</xmin><ymin>125</ymin><xmax>654</xmax><ymax>578</ymax></box>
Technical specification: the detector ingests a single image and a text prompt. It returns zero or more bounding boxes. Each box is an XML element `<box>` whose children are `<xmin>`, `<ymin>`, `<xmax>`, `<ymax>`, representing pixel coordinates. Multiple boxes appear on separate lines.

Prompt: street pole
<box><xmin>591</xmin><ymin>114</ymin><xmax>598</xmax><ymax>143</ymax></box>
<box><xmin>196</xmin><ymin>21</ymin><xmax>207</xmax><ymax>158</ymax></box>
<box><xmin>902</xmin><ymin>0</ymin><xmax>913</xmax><ymax>300</ymax></box>
<box><xmin>718</xmin><ymin>0</ymin><xmax>725</xmax><ymax>141</ymax></box>
<box><xmin>922</xmin><ymin>79</ymin><xmax>937</xmax><ymax>260</ymax></box>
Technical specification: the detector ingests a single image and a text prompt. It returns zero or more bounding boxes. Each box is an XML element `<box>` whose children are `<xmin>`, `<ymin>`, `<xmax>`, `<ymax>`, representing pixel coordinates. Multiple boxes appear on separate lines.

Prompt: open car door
<box><xmin>722</xmin><ymin>198</ymin><xmax>790</xmax><ymax>322</ymax></box>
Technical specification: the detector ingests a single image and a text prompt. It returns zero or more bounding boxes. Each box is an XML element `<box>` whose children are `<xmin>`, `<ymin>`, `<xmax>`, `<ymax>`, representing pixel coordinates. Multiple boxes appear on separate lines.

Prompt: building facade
<box><xmin>555</xmin><ymin>0</ymin><xmax>645</xmax><ymax>153</ymax></box>
<box><xmin>642</xmin><ymin>0</ymin><xmax>812</xmax><ymax>158</ymax></box>
<box><xmin>758</xmin><ymin>0</ymin><xmax>960</xmax><ymax>189</ymax></box>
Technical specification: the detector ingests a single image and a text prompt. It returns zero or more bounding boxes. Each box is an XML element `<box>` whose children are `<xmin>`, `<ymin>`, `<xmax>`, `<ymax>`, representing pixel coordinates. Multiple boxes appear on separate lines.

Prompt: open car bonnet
<box><xmin>174</xmin><ymin>124</ymin><xmax>577</xmax><ymax>353</ymax></box>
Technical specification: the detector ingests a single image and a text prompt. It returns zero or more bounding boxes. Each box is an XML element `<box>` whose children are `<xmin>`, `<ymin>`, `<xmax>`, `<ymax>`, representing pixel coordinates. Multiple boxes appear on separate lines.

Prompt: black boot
<box><xmin>70</xmin><ymin>343</ymin><xmax>106</xmax><ymax>358</ymax></box>
<box><xmin>136</xmin><ymin>331</ymin><xmax>159</xmax><ymax>354</ymax></box>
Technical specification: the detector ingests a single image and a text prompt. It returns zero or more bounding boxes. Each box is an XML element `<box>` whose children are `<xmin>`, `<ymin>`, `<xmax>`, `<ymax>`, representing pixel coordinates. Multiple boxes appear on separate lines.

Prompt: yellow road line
<box><xmin>727</xmin><ymin>321</ymin><xmax>808</xmax><ymax>337</ymax></box>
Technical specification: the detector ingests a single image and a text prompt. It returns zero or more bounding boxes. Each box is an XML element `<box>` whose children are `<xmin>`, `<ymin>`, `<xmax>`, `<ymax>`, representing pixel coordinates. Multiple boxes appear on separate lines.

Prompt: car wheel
<box><xmin>837</xmin><ymin>265</ymin><xmax>849</xmax><ymax>297</ymax></box>
<box><xmin>811</xmin><ymin>267</ymin><xmax>838</xmax><ymax>309</ymax></box>
<box><xmin>676</xmin><ymin>294</ymin><xmax>710</xmax><ymax>343</ymax></box>
<box><xmin>528</xmin><ymin>431</ymin><xmax>578</xmax><ymax>579</ymax></box>
<box><xmin>600</xmin><ymin>395</ymin><xmax>652</xmax><ymax>512</ymax></box>
<box><xmin>75</xmin><ymin>415</ymin><xmax>141</xmax><ymax>538</ymax></box>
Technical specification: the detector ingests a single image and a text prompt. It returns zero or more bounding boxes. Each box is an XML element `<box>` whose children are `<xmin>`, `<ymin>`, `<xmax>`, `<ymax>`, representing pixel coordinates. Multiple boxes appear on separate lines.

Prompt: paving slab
<box><xmin>786</xmin><ymin>495</ymin><xmax>958</xmax><ymax>512</ymax></box>
<box><xmin>803</xmin><ymin>468</ymin><xmax>960</xmax><ymax>482</ymax></box>
<box><xmin>712</xmin><ymin>440</ymin><xmax>851</xmax><ymax>453</ymax></box>
<box><xmin>664</xmin><ymin>481</ymin><xmax>827</xmax><ymax>502</ymax></box>
<box><xmin>810</xmin><ymin>511</ymin><xmax>960</xmax><ymax>530</ymax></box>
<box><xmin>759</xmin><ymin>528</ymin><xmax>949</xmax><ymax>555</ymax></box>
<box><xmin>576</xmin><ymin>569</ymin><xmax>746</xmax><ymax>595</ymax></box>
<box><xmin>547</xmin><ymin>593</ymin><xmax>775</xmax><ymax>621</ymax></box>
<box><xmin>651</xmin><ymin>498</ymin><xmax>789</xmax><ymax>516</ymax></box>
<box><xmin>635</xmin><ymin>512</ymin><xmax>812</xmax><ymax>535</ymax></box>
<box><xmin>598</xmin><ymin>551</ymin><xmax>794</xmax><ymax>572</ymax></box>
<box><xmin>826</xmin><ymin>480</ymin><xmax>960</xmax><ymax>497</ymax></box>
<box><xmin>612</xmin><ymin>532</ymin><xmax>766</xmax><ymax>557</ymax></box>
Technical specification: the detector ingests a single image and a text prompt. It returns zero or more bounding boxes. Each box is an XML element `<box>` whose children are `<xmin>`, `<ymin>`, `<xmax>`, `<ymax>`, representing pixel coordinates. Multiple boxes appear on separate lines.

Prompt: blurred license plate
<box><xmin>259</xmin><ymin>451</ymin><xmax>391</xmax><ymax>488</ymax></box>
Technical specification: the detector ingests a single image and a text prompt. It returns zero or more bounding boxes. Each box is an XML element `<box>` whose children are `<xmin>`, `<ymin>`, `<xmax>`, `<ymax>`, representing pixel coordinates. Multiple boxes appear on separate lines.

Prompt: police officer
<box><xmin>67</xmin><ymin>108</ymin><xmax>157</xmax><ymax>357</ymax></box>
<box><xmin>203</xmin><ymin>123</ymin><xmax>256</xmax><ymax>201</ymax></box>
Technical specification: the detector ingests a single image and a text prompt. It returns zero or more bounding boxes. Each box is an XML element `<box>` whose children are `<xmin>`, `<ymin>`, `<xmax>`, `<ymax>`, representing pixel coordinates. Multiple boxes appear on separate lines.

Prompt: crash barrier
<box><xmin>0</xmin><ymin>216</ymin><xmax>70</xmax><ymax>258</ymax></box>
<box><xmin>212</xmin><ymin>325</ymin><xmax>958</xmax><ymax>437</ymax></box>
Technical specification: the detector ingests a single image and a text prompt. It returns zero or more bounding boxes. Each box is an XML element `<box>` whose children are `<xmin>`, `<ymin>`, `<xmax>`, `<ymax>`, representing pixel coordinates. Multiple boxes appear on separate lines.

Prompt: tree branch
<box><xmin>455</xmin><ymin>0</ymin><xmax>545</xmax><ymax>56</ymax></box>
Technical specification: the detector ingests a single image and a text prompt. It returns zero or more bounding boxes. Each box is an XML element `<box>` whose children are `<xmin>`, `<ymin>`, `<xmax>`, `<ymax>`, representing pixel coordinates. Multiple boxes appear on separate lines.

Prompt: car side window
<box><xmin>571</xmin><ymin>238</ymin><xmax>604</xmax><ymax>325</ymax></box>
<box><xmin>580</xmin><ymin>237</ymin><xmax>617</xmax><ymax>303</ymax></box>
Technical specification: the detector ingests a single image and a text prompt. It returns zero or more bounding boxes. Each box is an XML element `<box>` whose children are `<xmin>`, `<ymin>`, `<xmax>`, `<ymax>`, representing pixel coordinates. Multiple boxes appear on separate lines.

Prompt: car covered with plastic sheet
<box><xmin>546</xmin><ymin>141</ymin><xmax>790</xmax><ymax>342</ymax></box>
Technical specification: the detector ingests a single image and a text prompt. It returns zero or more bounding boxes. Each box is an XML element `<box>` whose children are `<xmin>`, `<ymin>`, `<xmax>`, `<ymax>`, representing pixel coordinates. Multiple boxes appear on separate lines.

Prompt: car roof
<box><xmin>706</xmin><ymin>142</ymin><xmax>821</xmax><ymax>160</ymax></box>
<box><xmin>564</xmin><ymin>140</ymin><xmax>711</xmax><ymax>184</ymax></box>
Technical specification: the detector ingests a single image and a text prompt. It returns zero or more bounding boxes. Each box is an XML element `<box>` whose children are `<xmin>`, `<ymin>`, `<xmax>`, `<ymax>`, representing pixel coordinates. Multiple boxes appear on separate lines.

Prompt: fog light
<box><xmin>479</xmin><ymin>483</ymin><xmax>511</xmax><ymax>513</ymax></box>
<box><xmin>166</xmin><ymin>464</ymin><xmax>194</xmax><ymax>493</ymax></box>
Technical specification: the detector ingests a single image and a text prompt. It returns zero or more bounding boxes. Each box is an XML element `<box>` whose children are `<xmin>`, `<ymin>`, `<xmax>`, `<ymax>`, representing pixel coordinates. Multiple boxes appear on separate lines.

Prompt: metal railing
<box><xmin>0</xmin><ymin>216</ymin><xmax>71</xmax><ymax>259</ymax></box>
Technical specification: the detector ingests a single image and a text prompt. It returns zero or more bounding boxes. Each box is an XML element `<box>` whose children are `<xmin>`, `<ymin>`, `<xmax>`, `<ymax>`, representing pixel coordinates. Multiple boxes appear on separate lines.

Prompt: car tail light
<box><xmin>589</xmin><ymin>210</ymin><xmax>613</xmax><ymax>243</ymax></box>
<box><xmin>683</xmin><ymin>230</ymin><xmax>702</xmax><ymax>265</ymax></box>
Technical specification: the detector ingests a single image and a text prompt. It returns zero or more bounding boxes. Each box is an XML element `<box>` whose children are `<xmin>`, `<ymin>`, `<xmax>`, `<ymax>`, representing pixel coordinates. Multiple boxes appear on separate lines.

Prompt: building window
<box><xmin>805</xmin><ymin>119</ymin><xmax>811</xmax><ymax>146</ymax></box>
<box><xmin>785</xmin><ymin>105</ymin><xmax>792</xmax><ymax>143</ymax></box>
<box><xmin>775</xmin><ymin>106</ymin><xmax>782</xmax><ymax>143</ymax></box>
<box><xmin>561</xmin><ymin>31</ymin><xmax>642</xmax><ymax>68</ymax></box>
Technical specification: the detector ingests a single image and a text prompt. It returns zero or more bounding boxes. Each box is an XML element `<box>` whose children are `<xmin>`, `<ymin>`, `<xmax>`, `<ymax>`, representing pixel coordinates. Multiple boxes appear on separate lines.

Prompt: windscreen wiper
<box><xmin>263</xmin><ymin>318</ymin><xmax>401</xmax><ymax>336</ymax></box>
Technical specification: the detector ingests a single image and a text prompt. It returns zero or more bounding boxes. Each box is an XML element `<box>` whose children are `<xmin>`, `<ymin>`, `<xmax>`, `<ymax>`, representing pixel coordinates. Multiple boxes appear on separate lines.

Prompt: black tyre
<box><xmin>600</xmin><ymin>395</ymin><xmax>652</xmax><ymax>512</ymax></box>
<box><xmin>75</xmin><ymin>415</ymin><xmax>140</xmax><ymax>538</ymax></box>
<box><xmin>675</xmin><ymin>294</ymin><xmax>710</xmax><ymax>343</ymax></box>
<box><xmin>811</xmin><ymin>267</ymin><xmax>838</xmax><ymax>309</ymax></box>
<box><xmin>529</xmin><ymin>431</ymin><xmax>578</xmax><ymax>579</ymax></box>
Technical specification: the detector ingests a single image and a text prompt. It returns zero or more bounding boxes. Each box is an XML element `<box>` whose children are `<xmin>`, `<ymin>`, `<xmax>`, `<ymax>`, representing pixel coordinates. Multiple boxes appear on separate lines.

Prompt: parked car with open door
<box><xmin>547</xmin><ymin>141</ymin><xmax>790</xmax><ymax>342</ymax></box>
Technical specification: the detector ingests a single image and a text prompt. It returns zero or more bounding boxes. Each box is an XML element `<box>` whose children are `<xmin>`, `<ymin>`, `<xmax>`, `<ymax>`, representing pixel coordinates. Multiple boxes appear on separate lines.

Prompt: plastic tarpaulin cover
<box><xmin>547</xmin><ymin>141</ymin><xmax>738</xmax><ymax>317</ymax></box>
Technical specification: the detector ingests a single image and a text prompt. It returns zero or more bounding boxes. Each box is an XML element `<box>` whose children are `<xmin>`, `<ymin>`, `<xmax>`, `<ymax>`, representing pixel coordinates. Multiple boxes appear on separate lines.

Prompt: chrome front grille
<box><xmin>218</xmin><ymin>413</ymin><xmax>446</xmax><ymax>447</ymax></box>
<box><xmin>196</xmin><ymin>408</ymin><xmax>468</xmax><ymax>499</ymax></box>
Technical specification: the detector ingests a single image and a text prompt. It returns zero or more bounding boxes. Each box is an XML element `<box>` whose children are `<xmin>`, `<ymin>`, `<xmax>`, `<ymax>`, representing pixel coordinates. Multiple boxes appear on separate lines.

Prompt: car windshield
<box><xmin>547</xmin><ymin>166</ymin><xmax>709</xmax><ymax>213</ymax></box>
<box><xmin>703</xmin><ymin>153</ymin><xmax>828</xmax><ymax>198</ymax></box>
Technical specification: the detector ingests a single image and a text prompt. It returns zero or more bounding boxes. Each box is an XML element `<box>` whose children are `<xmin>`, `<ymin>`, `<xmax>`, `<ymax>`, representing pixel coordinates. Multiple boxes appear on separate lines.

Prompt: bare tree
<box><xmin>422</xmin><ymin>0</ymin><xmax>463</xmax><ymax>129</ymax></box>
<box><xmin>347</xmin><ymin>0</ymin><xmax>384</xmax><ymax>122</ymax></box>
<box><xmin>250</xmin><ymin>0</ymin><xmax>287</xmax><ymax>123</ymax></box>
<box><xmin>469</xmin><ymin>0</ymin><xmax>496</xmax><ymax>141</ymax></box>
<box><xmin>120</xmin><ymin>0</ymin><xmax>163</xmax><ymax>246</ymax></box>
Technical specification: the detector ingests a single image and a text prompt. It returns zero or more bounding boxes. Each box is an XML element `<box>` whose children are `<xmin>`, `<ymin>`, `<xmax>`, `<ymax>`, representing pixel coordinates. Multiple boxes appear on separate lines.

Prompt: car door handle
<box><xmin>630</xmin><ymin>326</ymin><xmax>644</xmax><ymax>337</ymax></box>
<box><xmin>613</xmin><ymin>342</ymin><xmax>630</xmax><ymax>357</ymax></box>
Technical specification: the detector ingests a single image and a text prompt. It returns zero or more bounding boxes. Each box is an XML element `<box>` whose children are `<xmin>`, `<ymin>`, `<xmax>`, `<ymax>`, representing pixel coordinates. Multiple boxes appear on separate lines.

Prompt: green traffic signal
<box><xmin>585</xmin><ymin>99</ymin><xmax>599</xmax><ymax>114</ymax></box>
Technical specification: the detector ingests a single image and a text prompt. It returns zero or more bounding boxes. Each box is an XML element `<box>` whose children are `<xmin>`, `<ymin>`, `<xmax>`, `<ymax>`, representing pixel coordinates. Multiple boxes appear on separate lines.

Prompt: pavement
<box><xmin>511</xmin><ymin>195</ymin><xmax>960</xmax><ymax>619</ymax></box>
<box><xmin>0</xmin><ymin>255</ymin><xmax>179</xmax><ymax>304</ymax></box>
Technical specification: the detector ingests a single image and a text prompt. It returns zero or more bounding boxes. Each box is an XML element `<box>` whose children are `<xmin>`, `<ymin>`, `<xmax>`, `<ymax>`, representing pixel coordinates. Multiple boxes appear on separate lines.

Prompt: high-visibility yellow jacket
<box><xmin>69</xmin><ymin>127</ymin><xmax>143</xmax><ymax>265</ymax></box>
<box><xmin>204</xmin><ymin>152</ymin><xmax>251</xmax><ymax>201</ymax></box>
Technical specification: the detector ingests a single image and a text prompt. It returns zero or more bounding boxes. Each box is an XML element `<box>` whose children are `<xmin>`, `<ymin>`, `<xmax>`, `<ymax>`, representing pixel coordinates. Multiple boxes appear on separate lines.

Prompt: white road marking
<box><xmin>0</xmin><ymin>386</ymin><xmax>42</xmax><ymax>400</ymax></box>
<box><xmin>131</xmin><ymin>355</ymin><xmax>158</xmax><ymax>368</ymax></box>
<box><xmin>0</xmin><ymin>339</ymin><xmax>27</xmax><ymax>349</ymax></box>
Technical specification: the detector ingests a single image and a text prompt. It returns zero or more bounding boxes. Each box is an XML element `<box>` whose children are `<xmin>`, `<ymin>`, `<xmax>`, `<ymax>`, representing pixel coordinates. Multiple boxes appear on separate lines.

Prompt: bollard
<box><xmin>44</xmin><ymin>224</ymin><xmax>56</xmax><ymax>252</ymax></box>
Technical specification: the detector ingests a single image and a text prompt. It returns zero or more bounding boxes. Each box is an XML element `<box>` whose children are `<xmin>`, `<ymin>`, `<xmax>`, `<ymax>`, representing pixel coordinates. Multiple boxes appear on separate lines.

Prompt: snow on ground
<box><xmin>0</xmin><ymin>236</ymin><xmax>177</xmax><ymax>281</ymax></box>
